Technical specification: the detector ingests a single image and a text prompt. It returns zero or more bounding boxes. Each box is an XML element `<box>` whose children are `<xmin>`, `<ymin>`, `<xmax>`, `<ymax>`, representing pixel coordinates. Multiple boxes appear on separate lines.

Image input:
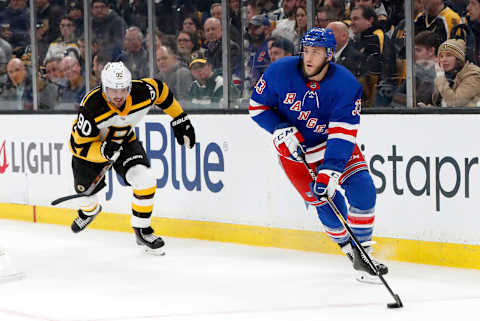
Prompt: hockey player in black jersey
<box><xmin>68</xmin><ymin>62</ymin><xmax>195</xmax><ymax>255</ymax></box>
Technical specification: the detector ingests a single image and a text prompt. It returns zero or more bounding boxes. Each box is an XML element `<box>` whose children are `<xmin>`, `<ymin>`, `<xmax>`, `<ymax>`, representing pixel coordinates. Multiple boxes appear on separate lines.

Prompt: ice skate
<box><xmin>351</xmin><ymin>241</ymin><xmax>388</xmax><ymax>283</ymax></box>
<box><xmin>71</xmin><ymin>206</ymin><xmax>101</xmax><ymax>233</ymax></box>
<box><xmin>341</xmin><ymin>241</ymin><xmax>388</xmax><ymax>284</ymax></box>
<box><xmin>134</xmin><ymin>227</ymin><xmax>165</xmax><ymax>256</ymax></box>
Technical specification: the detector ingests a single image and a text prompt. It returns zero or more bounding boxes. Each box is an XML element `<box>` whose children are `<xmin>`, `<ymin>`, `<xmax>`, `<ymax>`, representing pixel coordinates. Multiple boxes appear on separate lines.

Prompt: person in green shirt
<box><xmin>187</xmin><ymin>57</ymin><xmax>240</xmax><ymax>109</ymax></box>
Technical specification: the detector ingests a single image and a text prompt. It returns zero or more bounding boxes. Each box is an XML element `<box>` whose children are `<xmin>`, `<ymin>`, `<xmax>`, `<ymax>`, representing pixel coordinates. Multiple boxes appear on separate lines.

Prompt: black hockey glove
<box><xmin>171</xmin><ymin>113</ymin><xmax>196</xmax><ymax>149</ymax></box>
<box><xmin>100</xmin><ymin>140</ymin><xmax>122</xmax><ymax>161</ymax></box>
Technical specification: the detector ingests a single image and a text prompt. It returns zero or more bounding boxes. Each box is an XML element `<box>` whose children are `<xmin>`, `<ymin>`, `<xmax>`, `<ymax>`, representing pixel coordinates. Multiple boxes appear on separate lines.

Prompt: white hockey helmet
<box><xmin>101</xmin><ymin>62</ymin><xmax>132</xmax><ymax>93</ymax></box>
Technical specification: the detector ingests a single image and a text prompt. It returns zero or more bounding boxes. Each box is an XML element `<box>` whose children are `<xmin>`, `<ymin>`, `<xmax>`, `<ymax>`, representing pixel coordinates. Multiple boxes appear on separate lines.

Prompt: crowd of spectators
<box><xmin>1</xmin><ymin>0</ymin><xmax>480</xmax><ymax>111</ymax></box>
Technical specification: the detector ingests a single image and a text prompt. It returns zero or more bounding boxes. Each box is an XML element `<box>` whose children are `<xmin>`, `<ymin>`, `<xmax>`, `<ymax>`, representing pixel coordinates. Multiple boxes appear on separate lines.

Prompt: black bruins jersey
<box><xmin>415</xmin><ymin>6</ymin><xmax>460</xmax><ymax>44</ymax></box>
<box><xmin>69</xmin><ymin>78</ymin><xmax>184</xmax><ymax>163</ymax></box>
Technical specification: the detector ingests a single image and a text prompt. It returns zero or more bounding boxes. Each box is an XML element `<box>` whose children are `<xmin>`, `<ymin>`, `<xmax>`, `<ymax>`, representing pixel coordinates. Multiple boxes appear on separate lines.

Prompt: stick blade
<box><xmin>387</xmin><ymin>294</ymin><xmax>403</xmax><ymax>309</ymax></box>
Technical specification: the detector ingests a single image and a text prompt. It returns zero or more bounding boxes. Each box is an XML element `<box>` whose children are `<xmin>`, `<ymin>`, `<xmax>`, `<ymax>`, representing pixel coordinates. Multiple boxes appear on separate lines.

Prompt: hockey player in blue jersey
<box><xmin>249</xmin><ymin>27</ymin><xmax>388</xmax><ymax>281</ymax></box>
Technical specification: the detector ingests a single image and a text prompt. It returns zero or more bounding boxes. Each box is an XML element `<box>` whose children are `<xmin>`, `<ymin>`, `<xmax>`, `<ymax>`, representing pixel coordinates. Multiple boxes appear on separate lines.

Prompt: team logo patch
<box><xmin>77</xmin><ymin>184</ymin><xmax>85</xmax><ymax>192</ymax></box>
<box><xmin>307</xmin><ymin>81</ymin><xmax>320</xmax><ymax>91</ymax></box>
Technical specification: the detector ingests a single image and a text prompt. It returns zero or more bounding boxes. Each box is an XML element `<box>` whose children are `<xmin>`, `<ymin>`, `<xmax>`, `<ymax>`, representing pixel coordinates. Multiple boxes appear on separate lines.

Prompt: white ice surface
<box><xmin>1</xmin><ymin>219</ymin><xmax>479</xmax><ymax>321</ymax></box>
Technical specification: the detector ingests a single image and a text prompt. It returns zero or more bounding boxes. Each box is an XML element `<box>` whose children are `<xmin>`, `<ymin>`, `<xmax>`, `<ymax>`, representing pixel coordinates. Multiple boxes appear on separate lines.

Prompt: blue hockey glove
<box><xmin>273</xmin><ymin>124</ymin><xmax>305</xmax><ymax>161</ymax></box>
<box><xmin>311</xmin><ymin>168</ymin><xmax>341</xmax><ymax>199</ymax></box>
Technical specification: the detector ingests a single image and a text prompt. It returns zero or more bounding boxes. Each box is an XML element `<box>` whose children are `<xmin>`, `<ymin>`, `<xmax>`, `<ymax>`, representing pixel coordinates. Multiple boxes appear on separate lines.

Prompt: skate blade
<box><xmin>140</xmin><ymin>247</ymin><xmax>165</xmax><ymax>256</ymax></box>
<box><xmin>356</xmin><ymin>272</ymin><xmax>382</xmax><ymax>284</ymax></box>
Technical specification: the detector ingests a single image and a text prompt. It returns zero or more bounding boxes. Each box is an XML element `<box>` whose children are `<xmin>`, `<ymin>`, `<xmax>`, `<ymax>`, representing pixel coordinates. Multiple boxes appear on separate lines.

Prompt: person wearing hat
<box><xmin>433</xmin><ymin>38</ymin><xmax>480</xmax><ymax>107</ymax></box>
<box><xmin>247</xmin><ymin>15</ymin><xmax>272</xmax><ymax>90</ymax></box>
<box><xmin>91</xmin><ymin>0</ymin><xmax>127</xmax><ymax>60</ymax></box>
<box><xmin>187</xmin><ymin>57</ymin><xmax>240</xmax><ymax>108</ymax></box>
<box><xmin>269</xmin><ymin>37</ymin><xmax>294</xmax><ymax>62</ymax></box>
<box><xmin>187</xmin><ymin>58</ymin><xmax>223</xmax><ymax>108</ymax></box>
<box><xmin>66</xmin><ymin>0</ymin><xmax>84</xmax><ymax>38</ymax></box>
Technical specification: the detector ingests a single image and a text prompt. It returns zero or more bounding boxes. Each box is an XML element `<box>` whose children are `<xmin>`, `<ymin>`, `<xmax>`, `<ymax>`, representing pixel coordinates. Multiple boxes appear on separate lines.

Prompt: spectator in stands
<box><xmin>271</xmin><ymin>0</ymin><xmax>297</xmax><ymax>21</ymax></box>
<box><xmin>92</xmin><ymin>51</ymin><xmax>108</xmax><ymax>87</ymax></box>
<box><xmin>36</xmin><ymin>0</ymin><xmax>62</xmax><ymax>44</ymax></box>
<box><xmin>209</xmin><ymin>1</ymin><xmax>242</xmax><ymax>44</ymax></box>
<box><xmin>120</xmin><ymin>26</ymin><xmax>148</xmax><ymax>79</ymax></box>
<box><xmin>272</xmin><ymin>0</ymin><xmax>297</xmax><ymax>41</ymax></box>
<box><xmin>0</xmin><ymin>41</ymin><xmax>10</xmax><ymax>94</ymax></box>
<box><xmin>91</xmin><ymin>0</ymin><xmax>127</xmax><ymax>60</ymax></box>
<box><xmin>350</xmin><ymin>5</ymin><xmax>382</xmax><ymax>106</ymax></box>
<box><xmin>187</xmin><ymin>57</ymin><xmax>239</xmax><ymax>108</ymax></box>
<box><xmin>59</xmin><ymin>55</ymin><xmax>84</xmax><ymax>110</ymax></box>
<box><xmin>66</xmin><ymin>1</ymin><xmax>84</xmax><ymax>38</ymax></box>
<box><xmin>44</xmin><ymin>16</ymin><xmax>78</xmax><ymax>63</ymax></box>
<box><xmin>327</xmin><ymin>21</ymin><xmax>367</xmax><ymax>80</ymax></box>
<box><xmin>121</xmin><ymin>0</ymin><xmax>148</xmax><ymax>33</ymax></box>
<box><xmin>415</xmin><ymin>0</ymin><xmax>461</xmax><ymax>44</ymax></box>
<box><xmin>257</xmin><ymin>0</ymin><xmax>279</xmax><ymax>18</ymax></box>
<box><xmin>1</xmin><ymin>57</ymin><xmax>32</xmax><ymax>110</ymax></box>
<box><xmin>293</xmin><ymin>6</ymin><xmax>308</xmax><ymax>49</ymax></box>
<box><xmin>269</xmin><ymin>37</ymin><xmax>294</xmax><ymax>62</ymax></box>
<box><xmin>0</xmin><ymin>36</ymin><xmax>12</xmax><ymax>85</ymax></box>
<box><xmin>353</xmin><ymin>0</ymin><xmax>390</xmax><ymax>30</ymax></box>
<box><xmin>247</xmin><ymin>15</ymin><xmax>271</xmax><ymax>89</ymax></box>
<box><xmin>229</xmin><ymin>0</ymin><xmax>242</xmax><ymax>31</ymax></box>
<box><xmin>0</xmin><ymin>0</ymin><xmax>30</xmax><ymax>56</ymax></box>
<box><xmin>44</xmin><ymin>56</ymin><xmax>66</xmax><ymax>86</ymax></box>
<box><xmin>432</xmin><ymin>38</ymin><xmax>480</xmax><ymax>107</ymax></box>
<box><xmin>3</xmin><ymin>56</ymin><xmax>60</xmax><ymax>110</ymax></box>
<box><xmin>466</xmin><ymin>0</ymin><xmax>480</xmax><ymax>64</ymax></box>
<box><xmin>75</xmin><ymin>36</ymin><xmax>99</xmax><ymax>73</ymax></box>
<box><xmin>211</xmin><ymin>2</ymin><xmax>222</xmax><ymax>20</ymax></box>
<box><xmin>155</xmin><ymin>45</ymin><xmax>193</xmax><ymax>100</ymax></box>
<box><xmin>266</xmin><ymin>36</ymin><xmax>278</xmax><ymax>59</ymax></box>
<box><xmin>316</xmin><ymin>6</ymin><xmax>337</xmax><ymax>28</ymax></box>
<box><xmin>392</xmin><ymin>31</ymin><xmax>441</xmax><ymax>107</ymax></box>
<box><xmin>323</xmin><ymin>0</ymin><xmax>348</xmax><ymax>21</ymax></box>
<box><xmin>203</xmin><ymin>17</ymin><xmax>241</xmax><ymax>75</ymax></box>
<box><xmin>248</xmin><ymin>1</ymin><xmax>260</xmax><ymax>21</ymax></box>
<box><xmin>37</xmin><ymin>71</ymin><xmax>62</xmax><ymax>110</ymax></box>
<box><xmin>176</xmin><ymin>31</ymin><xmax>204</xmax><ymax>67</ymax></box>
<box><xmin>351</xmin><ymin>5</ymin><xmax>396</xmax><ymax>107</ymax></box>
<box><xmin>182</xmin><ymin>15</ymin><xmax>204</xmax><ymax>49</ymax></box>
<box><xmin>145</xmin><ymin>29</ymin><xmax>164</xmax><ymax>53</ymax></box>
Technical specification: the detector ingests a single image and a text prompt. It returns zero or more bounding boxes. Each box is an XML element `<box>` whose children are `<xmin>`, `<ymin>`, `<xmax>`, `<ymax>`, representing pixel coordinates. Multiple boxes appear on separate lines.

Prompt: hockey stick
<box><xmin>300</xmin><ymin>155</ymin><xmax>403</xmax><ymax>309</ymax></box>
<box><xmin>51</xmin><ymin>150</ymin><xmax>121</xmax><ymax>206</ymax></box>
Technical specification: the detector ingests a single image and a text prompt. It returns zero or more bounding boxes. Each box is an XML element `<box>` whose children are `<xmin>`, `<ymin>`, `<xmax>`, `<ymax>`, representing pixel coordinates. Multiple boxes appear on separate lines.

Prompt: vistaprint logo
<box><xmin>362</xmin><ymin>144</ymin><xmax>479</xmax><ymax>212</ymax></box>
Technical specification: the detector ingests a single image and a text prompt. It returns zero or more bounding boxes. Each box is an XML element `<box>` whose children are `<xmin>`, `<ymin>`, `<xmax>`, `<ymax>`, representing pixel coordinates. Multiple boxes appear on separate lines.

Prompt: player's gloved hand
<box><xmin>311</xmin><ymin>168</ymin><xmax>341</xmax><ymax>199</ymax></box>
<box><xmin>273</xmin><ymin>123</ymin><xmax>305</xmax><ymax>161</ymax></box>
<box><xmin>100</xmin><ymin>140</ymin><xmax>122</xmax><ymax>161</ymax></box>
<box><xmin>171</xmin><ymin>113</ymin><xmax>196</xmax><ymax>149</ymax></box>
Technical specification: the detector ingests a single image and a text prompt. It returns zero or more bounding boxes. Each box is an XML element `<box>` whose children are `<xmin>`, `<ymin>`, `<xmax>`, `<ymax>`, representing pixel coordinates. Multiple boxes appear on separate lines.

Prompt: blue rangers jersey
<box><xmin>249</xmin><ymin>56</ymin><xmax>362</xmax><ymax>173</ymax></box>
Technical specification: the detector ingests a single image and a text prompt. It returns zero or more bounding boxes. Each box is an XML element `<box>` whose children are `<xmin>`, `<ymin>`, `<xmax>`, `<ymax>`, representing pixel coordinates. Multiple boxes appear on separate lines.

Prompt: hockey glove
<box><xmin>171</xmin><ymin>113</ymin><xmax>196</xmax><ymax>149</ymax></box>
<box><xmin>311</xmin><ymin>168</ymin><xmax>341</xmax><ymax>199</ymax></box>
<box><xmin>273</xmin><ymin>124</ymin><xmax>305</xmax><ymax>161</ymax></box>
<box><xmin>100</xmin><ymin>140</ymin><xmax>122</xmax><ymax>161</ymax></box>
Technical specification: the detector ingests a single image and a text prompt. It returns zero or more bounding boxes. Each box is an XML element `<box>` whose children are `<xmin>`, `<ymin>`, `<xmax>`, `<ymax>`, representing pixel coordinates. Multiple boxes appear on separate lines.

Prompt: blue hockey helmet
<box><xmin>300</xmin><ymin>27</ymin><xmax>337</xmax><ymax>59</ymax></box>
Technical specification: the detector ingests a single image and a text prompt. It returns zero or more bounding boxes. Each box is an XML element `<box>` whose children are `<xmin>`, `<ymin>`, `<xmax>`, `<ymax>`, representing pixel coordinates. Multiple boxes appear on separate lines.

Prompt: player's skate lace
<box><xmin>352</xmin><ymin>241</ymin><xmax>388</xmax><ymax>276</ymax></box>
<box><xmin>71</xmin><ymin>206</ymin><xmax>101</xmax><ymax>233</ymax></box>
<box><xmin>134</xmin><ymin>227</ymin><xmax>165</xmax><ymax>249</ymax></box>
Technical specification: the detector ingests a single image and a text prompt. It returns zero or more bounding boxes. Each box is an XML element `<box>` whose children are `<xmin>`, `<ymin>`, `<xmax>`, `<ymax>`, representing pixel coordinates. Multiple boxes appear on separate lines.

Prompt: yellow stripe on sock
<box><xmin>133</xmin><ymin>186</ymin><xmax>156</xmax><ymax>197</ymax></box>
<box><xmin>132</xmin><ymin>203</ymin><xmax>153</xmax><ymax>213</ymax></box>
